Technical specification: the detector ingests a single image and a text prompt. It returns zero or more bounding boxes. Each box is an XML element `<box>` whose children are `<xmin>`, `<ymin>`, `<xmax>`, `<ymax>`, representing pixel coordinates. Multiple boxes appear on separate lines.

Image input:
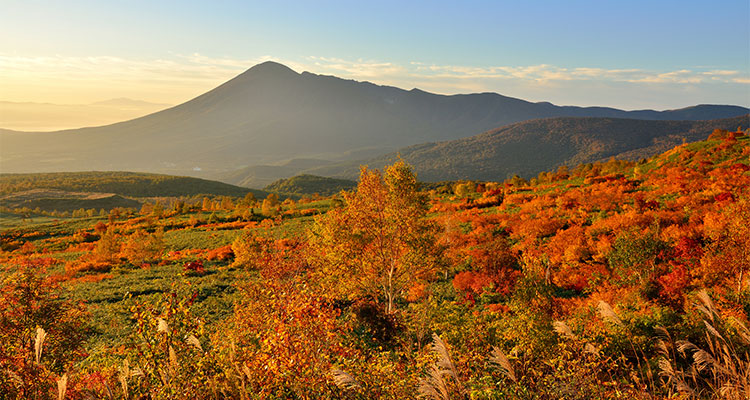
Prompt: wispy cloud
<box><xmin>1</xmin><ymin>53</ymin><xmax>747</xmax><ymax>108</ymax></box>
<box><xmin>399</xmin><ymin>63</ymin><xmax>748</xmax><ymax>85</ymax></box>
<box><xmin>307</xmin><ymin>56</ymin><xmax>407</xmax><ymax>78</ymax></box>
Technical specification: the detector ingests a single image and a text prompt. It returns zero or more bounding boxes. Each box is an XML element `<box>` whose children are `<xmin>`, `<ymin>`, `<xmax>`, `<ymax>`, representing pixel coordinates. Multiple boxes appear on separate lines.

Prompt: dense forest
<box><xmin>1</xmin><ymin>128</ymin><xmax>749</xmax><ymax>399</ymax></box>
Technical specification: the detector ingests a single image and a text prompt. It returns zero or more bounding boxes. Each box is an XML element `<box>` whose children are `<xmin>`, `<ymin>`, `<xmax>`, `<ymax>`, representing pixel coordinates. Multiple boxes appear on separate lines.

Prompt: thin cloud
<box><xmin>306</xmin><ymin>56</ymin><xmax>407</xmax><ymax>79</ymax></box>
<box><xmin>1</xmin><ymin>53</ymin><xmax>747</xmax><ymax>107</ymax></box>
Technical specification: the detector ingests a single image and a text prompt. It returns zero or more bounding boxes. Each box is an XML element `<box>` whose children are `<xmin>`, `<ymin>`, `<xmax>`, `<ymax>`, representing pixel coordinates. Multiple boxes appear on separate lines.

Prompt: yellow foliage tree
<box><xmin>120</xmin><ymin>229</ymin><xmax>165</xmax><ymax>265</ymax></box>
<box><xmin>309</xmin><ymin>160</ymin><xmax>443</xmax><ymax>314</ymax></box>
<box><xmin>261</xmin><ymin>193</ymin><xmax>280</xmax><ymax>217</ymax></box>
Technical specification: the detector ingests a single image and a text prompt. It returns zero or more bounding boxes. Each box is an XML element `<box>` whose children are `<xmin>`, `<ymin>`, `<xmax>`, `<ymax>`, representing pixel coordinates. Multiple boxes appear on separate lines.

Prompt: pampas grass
<box><xmin>597</xmin><ymin>301</ymin><xmax>624</xmax><ymax>328</ymax></box>
<box><xmin>489</xmin><ymin>346</ymin><xmax>517</xmax><ymax>383</ymax></box>
<box><xmin>417</xmin><ymin>333</ymin><xmax>466</xmax><ymax>400</ymax></box>
<box><xmin>553</xmin><ymin>320</ymin><xmax>577</xmax><ymax>340</ymax></box>
<box><xmin>57</xmin><ymin>373</ymin><xmax>67</xmax><ymax>400</ymax></box>
<box><xmin>331</xmin><ymin>368</ymin><xmax>361</xmax><ymax>390</ymax></box>
<box><xmin>35</xmin><ymin>327</ymin><xmax>46</xmax><ymax>364</ymax></box>
<box><xmin>597</xmin><ymin>300</ymin><xmax>655</xmax><ymax>392</ymax></box>
<box><xmin>186</xmin><ymin>334</ymin><xmax>203</xmax><ymax>352</ymax></box>
<box><xmin>657</xmin><ymin>290</ymin><xmax>750</xmax><ymax>399</ymax></box>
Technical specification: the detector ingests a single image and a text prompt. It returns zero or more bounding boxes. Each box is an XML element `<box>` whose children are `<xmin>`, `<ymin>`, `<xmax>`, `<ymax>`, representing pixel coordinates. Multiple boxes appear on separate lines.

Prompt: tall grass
<box><xmin>657</xmin><ymin>290</ymin><xmax>750</xmax><ymax>399</ymax></box>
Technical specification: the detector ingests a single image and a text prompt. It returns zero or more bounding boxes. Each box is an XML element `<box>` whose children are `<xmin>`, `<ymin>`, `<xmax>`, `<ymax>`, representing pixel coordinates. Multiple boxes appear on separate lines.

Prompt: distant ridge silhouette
<box><xmin>1</xmin><ymin>61</ymin><xmax>747</xmax><ymax>181</ymax></box>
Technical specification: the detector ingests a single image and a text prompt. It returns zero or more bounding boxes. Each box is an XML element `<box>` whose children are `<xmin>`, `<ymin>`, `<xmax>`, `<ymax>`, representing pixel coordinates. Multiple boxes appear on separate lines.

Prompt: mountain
<box><xmin>1</xmin><ymin>61</ymin><xmax>747</xmax><ymax>178</ymax></box>
<box><xmin>303</xmin><ymin>115</ymin><xmax>750</xmax><ymax>182</ymax></box>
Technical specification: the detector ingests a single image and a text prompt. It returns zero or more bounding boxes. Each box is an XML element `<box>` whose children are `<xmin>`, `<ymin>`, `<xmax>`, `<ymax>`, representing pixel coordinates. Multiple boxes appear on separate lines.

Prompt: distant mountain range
<box><xmin>1</xmin><ymin>61</ymin><xmax>747</xmax><ymax>186</ymax></box>
<box><xmin>0</xmin><ymin>98</ymin><xmax>171</xmax><ymax>131</ymax></box>
<box><xmin>301</xmin><ymin>115</ymin><xmax>749</xmax><ymax>182</ymax></box>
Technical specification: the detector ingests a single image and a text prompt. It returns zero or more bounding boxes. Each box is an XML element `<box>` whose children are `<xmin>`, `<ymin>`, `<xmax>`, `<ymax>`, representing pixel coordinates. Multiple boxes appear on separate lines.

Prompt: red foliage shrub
<box><xmin>453</xmin><ymin>271</ymin><xmax>496</xmax><ymax>296</ymax></box>
<box><xmin>729</xmin><ymin>163</ymin><xmax>750</xmax><ymax>172</ymax></box>
<box><xmin>657</xmin><ymin>263</ymin><xmax>690</xmax><ymax>308</ymax></box>
<box><xmin>183</xmin><ymin>259</ymin><xmax>205</xmax><ymax>275</ymax></box>
<box><xmin>714</xmin><ymin>192</ymin><xmax>735</xmax><ymax>202</ymax></box>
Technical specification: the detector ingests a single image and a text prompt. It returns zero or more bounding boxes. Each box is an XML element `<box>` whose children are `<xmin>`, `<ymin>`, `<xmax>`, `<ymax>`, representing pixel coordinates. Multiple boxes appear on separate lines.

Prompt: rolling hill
<box><xmin>1</xmin><ymin>61</ymin><xmax>747</xmax><ymax>180</ymax></box>
<box><xmin>303</xmin><ymin>115</ymin><xmax>750</xmax><ymax>181</ymax></box>
<box><xmin>264</xmin><ymin>174</ymin><xmax>356</xmax><ymax>196</ymax></box>
<box><xmin>0</xmin><ymin>189</ymin><xmax>142</xmax><ymax>213</ymax></box>
<box><xmin>0</xmin><ymin>171</ymin><xmax>266</xmax><ymax>198</ymax></box>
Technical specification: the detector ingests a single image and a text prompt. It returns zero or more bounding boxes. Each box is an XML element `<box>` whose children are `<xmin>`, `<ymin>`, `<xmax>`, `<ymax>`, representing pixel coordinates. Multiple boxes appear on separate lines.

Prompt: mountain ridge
<box><xmin>1</xmin><ymin>61</ymin><xmax>747</xmax><ymax>179</ymax></box>
<box><xmin>300</xmin><ymin>115</ymin><xmax>750</xmax><ymax>182</ymax></box>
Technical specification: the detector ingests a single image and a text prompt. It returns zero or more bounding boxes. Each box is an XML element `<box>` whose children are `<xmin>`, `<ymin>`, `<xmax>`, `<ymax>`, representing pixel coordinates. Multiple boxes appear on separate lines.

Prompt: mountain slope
<box><xmin>305</xmin><ymin>115</ymin><xmax>750</xmax><ymax>182</ymax></box>
<box><xmin>1</xmin><ymin>62</ymin><xmax>747</xmax><ymax>178</ymax></box>
<box><xmin>0</xmin><ymin>171</ymin><xmax>266</xmax><ymax>198</ymax></box>
<box><xmin>264</xmin><ymin>174</ymin><xmax>356</xmax><ymax>196</ymax></box>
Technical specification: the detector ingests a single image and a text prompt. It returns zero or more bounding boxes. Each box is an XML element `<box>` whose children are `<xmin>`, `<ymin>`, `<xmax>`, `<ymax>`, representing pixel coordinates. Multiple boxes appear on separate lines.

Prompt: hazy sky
<box><xmin>2</xmin><ymin>0</ymin><xmax>749</xmax><ymax>111</ymax></box>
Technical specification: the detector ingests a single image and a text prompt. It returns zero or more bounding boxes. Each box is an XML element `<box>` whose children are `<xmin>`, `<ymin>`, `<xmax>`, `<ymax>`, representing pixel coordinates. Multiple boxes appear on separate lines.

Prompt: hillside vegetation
<box><xmin>1</xmin><ymin>189</ymin><xmax>141</xmax><ymax>213</ymax></box>
<box><xmin>264</xmin><ymin>174</ymin><xmax>356</xmax><ymax>196</ymax></box>
<box><xmin>1</xmin><ymin>128</ymin><xmax>749</xmax><ymax>399</ymax></box>
<box><xmin>0</xmin><ymin>171</ymin><xmax>266</xmax><ymax>198</ymax></box>
<box><xmin>308</xmin><ymin>115</ymin><xmax>749</xmax><ymax>181</ymax></box>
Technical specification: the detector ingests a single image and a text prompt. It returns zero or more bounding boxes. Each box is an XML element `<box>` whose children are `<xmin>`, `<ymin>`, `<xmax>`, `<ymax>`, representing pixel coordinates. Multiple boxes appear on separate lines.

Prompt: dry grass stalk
<box><xmin>119</xmin><ymin>360</ymin><xmax>130</xmax><ymax>399</ymax></box>
<box><xmin>597</xmin><ymin>301</ymin><xmax>623</xmax><ymax>327</ymax></box>
<box><xmin>417</xmin><ymin>333</ymin><xmax>466</xmax><ymax>400</ymax></box>
<box><xmin>331</xmin><ymin>368</ymin><xmax>361</xmax><ymax>390</ymax></box>
<box><xmin>157</xmin><ymin>318</ymin><xmax>170</xmax><ymax>334</ymax></box>
<box><xmin>418</xmin><ymin>365</ymin><xmax>451</xmax><ymax>400</ymax></box>
<box><xmin>186</xmin><ymin>334</ymin><xmax>203</xmax><ymax>352</ymax></box>
<box><xmin>5</xmin><ymin>369</ymin><xmax>22</xmax><ymax>386</ymax></box>
<box><xmin>657</xmin><ymin>291</ymin><xmax>750</xmax><ymax>399</ymax></box>
<box><xmin>597</xmin><ymin>300</ymin><xmax>656</xmax><ymax>391</ymax></box>
<box><xmin>57</xmin><ymin>373</ymin><xmax>67</xmax><ymax>400</ymax></box>
<box><xmin>695</xmin><ymin>290</ymin><xmax>717</xmax><ymax>323</ymax></box>
<box><xmin>489</xmin><ymin>346</ymin><xmax>517</xmax><ymax>383</ymax></box>
<box><xmin>584</xmin><ymin>343</ymin><xmax>599</xmax><ymax>356</ymax></box>
<box><xmin>34</xmin><ymin>327</ymin><xmax>46</xmax><ymax>364</ymax></box>
<box><xmin>242</xmin><ymin>363</ymin><xmax>252</xmax><ymax>382</ymax></box>
<box><xmin>553</xmin><ymin>320</ymin><xmax>577</xmax><ymax>340</ymax></box>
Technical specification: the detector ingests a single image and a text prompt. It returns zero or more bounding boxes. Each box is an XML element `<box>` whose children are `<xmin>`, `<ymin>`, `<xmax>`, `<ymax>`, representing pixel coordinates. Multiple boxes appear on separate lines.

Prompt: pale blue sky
<box><xmin>2</xmin><ymin>0</ymin><xmax>748</xmax><ymax>109</ymax></box>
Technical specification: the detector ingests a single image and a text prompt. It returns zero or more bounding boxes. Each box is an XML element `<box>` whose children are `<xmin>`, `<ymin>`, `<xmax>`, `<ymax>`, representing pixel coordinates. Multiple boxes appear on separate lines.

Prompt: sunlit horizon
<box><xmin>2</xmin><ymin>0</ymin><xmax>748</xmax><ymax>130</ymax></box>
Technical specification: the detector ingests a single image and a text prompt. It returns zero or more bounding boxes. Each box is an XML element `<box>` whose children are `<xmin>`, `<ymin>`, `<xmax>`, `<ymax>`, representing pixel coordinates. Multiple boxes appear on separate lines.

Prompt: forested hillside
<box><xmin>264</xmin><ymin>174</ymin><xmax>356</xmax><ymax>196</ymax></box>
<box><xmin>1</xmin><ymin>128</ymin><xmax>748</xmax><ymax>399</ymax></box>
<box><xmin>0</xmin><ymin>171</ymin><xmax>265</xmax><ymax>198</ymax></box>
<box><xmin>307</xmin><ymin>115</ymin><xmax>749</xmax><ymax>181</ymax></box>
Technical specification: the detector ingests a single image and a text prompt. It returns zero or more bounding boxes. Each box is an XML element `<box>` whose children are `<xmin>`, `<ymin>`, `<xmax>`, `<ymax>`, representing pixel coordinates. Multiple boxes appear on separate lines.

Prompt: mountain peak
<box><xmin>243</xmin><ymin>61</ymin><xmax>298</xmax><ymax>77</ymax></box>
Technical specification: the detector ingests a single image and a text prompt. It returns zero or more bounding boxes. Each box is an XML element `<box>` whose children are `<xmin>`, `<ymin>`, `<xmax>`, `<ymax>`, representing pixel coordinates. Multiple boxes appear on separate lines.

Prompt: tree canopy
<box><xmin>309</xmin><ymin>160</ymin><xmax>443</xmax><ymax>314</ymax></box>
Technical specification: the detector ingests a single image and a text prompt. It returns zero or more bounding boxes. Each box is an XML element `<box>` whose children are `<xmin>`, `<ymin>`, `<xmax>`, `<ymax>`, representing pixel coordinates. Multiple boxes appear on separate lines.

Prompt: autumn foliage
<box><xmin>1</xmin><ymin>132</ymin><xmax>749</xmax><ymax>399</ymax></box>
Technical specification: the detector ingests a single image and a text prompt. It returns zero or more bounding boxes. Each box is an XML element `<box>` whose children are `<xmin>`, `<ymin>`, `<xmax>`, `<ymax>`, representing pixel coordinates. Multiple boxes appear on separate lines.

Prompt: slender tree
<box><xmin>309</xmin><ymin>160</ymin><xmax>443</xmax><ymax>314</ymax></box>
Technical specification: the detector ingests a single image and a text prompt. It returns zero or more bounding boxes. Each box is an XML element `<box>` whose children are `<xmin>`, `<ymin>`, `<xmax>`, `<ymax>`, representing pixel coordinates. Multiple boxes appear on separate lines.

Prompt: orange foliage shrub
<box><xmin>215</xmin><ymin>278</ymin><xmax>347</xmax><ymax>397</ymax></box>
<box><xmin>205</xmin><ymin>245</ymin><xmax>233</xmax><ymax>261</ymax></box>
<box><xmin>453</xmin><ymin>271</ymin><xmax>496</xmax><ymax>296</ymax></box>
